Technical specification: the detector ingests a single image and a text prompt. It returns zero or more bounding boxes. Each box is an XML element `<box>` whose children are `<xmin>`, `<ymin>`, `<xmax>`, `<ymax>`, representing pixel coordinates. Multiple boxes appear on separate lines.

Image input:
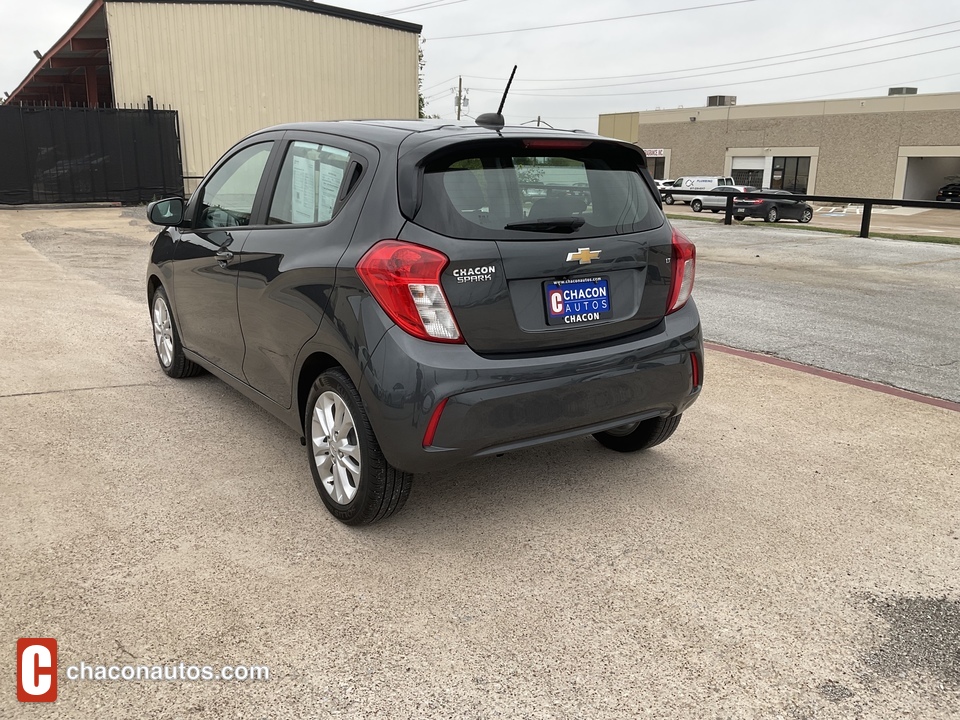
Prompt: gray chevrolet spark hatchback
<box><xmin>146</xmin><ymin>120</ymin><xmax>702</xmax><ymax>525</ymax></box>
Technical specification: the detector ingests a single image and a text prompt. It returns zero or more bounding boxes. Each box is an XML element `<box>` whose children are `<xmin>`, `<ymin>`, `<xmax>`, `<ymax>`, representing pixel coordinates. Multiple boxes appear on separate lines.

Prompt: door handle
<box><xmin>216</xmin><ymin>249</ymin><xmax>234</xmax><ymax>266</ymax></box>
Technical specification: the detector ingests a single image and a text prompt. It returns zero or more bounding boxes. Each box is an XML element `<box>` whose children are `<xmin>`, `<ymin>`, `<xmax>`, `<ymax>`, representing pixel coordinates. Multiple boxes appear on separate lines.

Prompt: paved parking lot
<box><xmin>2</xmin><ymin>208</ymin><xmax>958</xmax><ymax>718</ymax></box>
<box><xmin>677</xmin><ymin>219</ymin><xmax>960</xmax><ymax>402</ymax></box>
<box><xmin>665</xmin><ymin>201</ymin><xmax>960</xmax><ymax>239</ymax></box>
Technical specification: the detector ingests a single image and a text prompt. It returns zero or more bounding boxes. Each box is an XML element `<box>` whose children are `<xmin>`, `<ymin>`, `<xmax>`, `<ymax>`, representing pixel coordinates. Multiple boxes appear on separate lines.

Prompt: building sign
<box><xmin>642</xmin><ymin>148</ymin><xmax>665</xmax><ymax>157</ymax></box>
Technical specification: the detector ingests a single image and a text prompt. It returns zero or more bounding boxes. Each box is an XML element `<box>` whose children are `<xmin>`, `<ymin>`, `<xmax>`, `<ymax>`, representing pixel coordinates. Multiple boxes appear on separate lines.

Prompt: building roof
<box><xmin>113</xmin><ymin>0</ymin><xmax>421</xmax><ymax>33</ymax></box>
<box><xmin>601</xmin><ymin>90</ymin><xmax>960</xmax><ymax>127</ymax></box>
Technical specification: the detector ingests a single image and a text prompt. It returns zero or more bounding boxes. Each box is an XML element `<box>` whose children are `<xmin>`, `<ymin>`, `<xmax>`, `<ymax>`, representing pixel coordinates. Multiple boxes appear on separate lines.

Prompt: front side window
<box><xmin>413</xmin><ymin>141</ymin><xmax>662</xmax><ymax>239</ymax></box>
<box><xmin>196</xmin><ymin>142</ymin><xmax>273</xmax><ymax>228</ymax></box>
<box><xmin>268</xmin><ymin>141</ymin><xmax>353</xmax><ymax>225</ymax></box>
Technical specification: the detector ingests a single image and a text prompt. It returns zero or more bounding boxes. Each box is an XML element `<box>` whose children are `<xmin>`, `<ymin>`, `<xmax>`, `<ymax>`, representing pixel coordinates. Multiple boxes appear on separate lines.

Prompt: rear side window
<box><xmin>413</xmin><ymin>140</ymin><xmax>662</xmax><ymax>239</ymax></box>
<box><xmin>268</xmin><ymin>141</ymin><xmax>352</xmax><ymax>225</ymax></box>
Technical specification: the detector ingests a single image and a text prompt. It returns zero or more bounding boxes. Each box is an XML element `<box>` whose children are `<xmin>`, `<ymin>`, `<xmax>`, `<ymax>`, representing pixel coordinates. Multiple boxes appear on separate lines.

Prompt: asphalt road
<box><xmin>665</xmin><ymin>201</ymin><xmax>960</xmax><ymax>239</ymax></box>
<box><xmin>679</xmin><ymin>219</ymin><xmax>960</xmax><ymax>402</ymax></box>
<box><xmin>1</xmin><ymin>208</ymin><xmax>958</xmax><ymax>719</ymax></box>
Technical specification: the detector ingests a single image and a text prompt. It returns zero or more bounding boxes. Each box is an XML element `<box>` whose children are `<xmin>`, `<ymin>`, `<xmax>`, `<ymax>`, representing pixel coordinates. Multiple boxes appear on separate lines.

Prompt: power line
<box><xmin>473</xmin><ymin>27</ymin><xmax>960</xmax><ymax>93</ymax></box>
<box><xmin>792</xmin><ymin>71</ymin><xmax>960</xmax><ymax>101</ymax></box>
<box><xmin>424</xmin><ymin>88</ymin><xmax>454</xmax><ymax>102</ymax></box>
<box><xmin>421</xmin><ymin>75</ymin><xmax>459</xmax><ymax>92</ymax></box>
<box><xmin>460</xmin><ymin>19</ymin><xmax>960</xmax><ymax>85</ymax></box>
<box><xmin>382</xmin><ymin>0</ymin><xmax>468</xmax><ymax>16</ymax></box>
<box><xmin>428</xmin><ymin>0</ymin><xmax>759</xmax><ymax>41</ymax></box>
<box><xmin>467</xmin><ymin>44</ymin><xmax>960</xmax><ymax>97</ymax></box>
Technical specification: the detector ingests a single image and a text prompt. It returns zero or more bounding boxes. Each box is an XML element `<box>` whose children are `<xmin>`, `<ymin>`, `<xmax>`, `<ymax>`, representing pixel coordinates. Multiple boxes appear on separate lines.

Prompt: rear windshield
<box><xmin>412</xmin><ymin>141</ymin><xmax>663</xmax><ymax>239</ymax></box>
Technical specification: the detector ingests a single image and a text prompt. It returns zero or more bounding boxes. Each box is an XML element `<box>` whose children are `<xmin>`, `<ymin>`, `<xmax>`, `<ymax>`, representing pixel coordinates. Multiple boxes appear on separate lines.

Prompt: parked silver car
<box><xmin>689</xmin><ymin>185</ymin><xmax>756</xmax><ymax>213</ymax></box>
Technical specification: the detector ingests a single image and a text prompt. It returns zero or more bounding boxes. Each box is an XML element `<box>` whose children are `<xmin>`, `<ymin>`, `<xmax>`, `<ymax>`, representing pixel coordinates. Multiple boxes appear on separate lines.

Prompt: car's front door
<box><xmin>174</xmin><ymin>139</ymin><xmax>279</xmax><ymax>377</ymax></box>
<box><xmin>235</xmin><ymin>133</ymin><xmax>376</xmax><ymax>408</ymax></box>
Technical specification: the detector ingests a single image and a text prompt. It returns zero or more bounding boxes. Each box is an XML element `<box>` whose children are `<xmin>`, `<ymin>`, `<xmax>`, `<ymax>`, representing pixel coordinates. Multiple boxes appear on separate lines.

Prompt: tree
<box><xmin>418</xmin><ymin>39</ymin><xmax>426</xmax><ymax>118</ymax></box>
<box><xmin>418</xmin><ymin>39</ymin><xmax>441</xmax><ymax>119</ymax></box>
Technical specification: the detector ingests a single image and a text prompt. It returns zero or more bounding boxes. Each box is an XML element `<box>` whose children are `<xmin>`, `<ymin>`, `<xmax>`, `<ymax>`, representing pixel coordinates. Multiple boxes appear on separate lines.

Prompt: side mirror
<box><xmin>147</xmin><ymin>197</ymin><xmax>185</xmax><ymax>226</ymax></box>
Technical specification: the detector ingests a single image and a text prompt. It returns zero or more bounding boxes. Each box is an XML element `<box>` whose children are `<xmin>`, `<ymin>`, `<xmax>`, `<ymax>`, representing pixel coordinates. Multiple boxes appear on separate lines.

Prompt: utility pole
<box><xmin>456</xmin><ymin>76</ymin><xmax>462</xmax><ymax>120</ymax></box>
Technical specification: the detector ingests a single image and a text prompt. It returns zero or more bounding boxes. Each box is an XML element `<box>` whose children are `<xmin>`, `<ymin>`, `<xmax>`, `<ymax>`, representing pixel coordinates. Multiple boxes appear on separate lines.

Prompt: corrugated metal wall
<box><xmin>105</xmin><ymin>2</ymin><xmax>419</xmax><ymax>186</ymax></box>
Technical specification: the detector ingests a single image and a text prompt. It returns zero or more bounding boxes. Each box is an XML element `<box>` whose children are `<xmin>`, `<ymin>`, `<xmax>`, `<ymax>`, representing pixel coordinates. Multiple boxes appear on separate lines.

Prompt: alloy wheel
<box><xmin>311</xmin><ymin>391</ymin><xmax>362</xmax><ymax>505</ymax></box>
<box><xmin>152</xmin><ymin>295</ymin><xmax>174</xmax><ymax>368</ymax></box>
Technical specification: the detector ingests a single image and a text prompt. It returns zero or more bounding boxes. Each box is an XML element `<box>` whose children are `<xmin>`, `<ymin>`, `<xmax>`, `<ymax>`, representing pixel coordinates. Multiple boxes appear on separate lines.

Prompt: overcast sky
<box><xmin>3</xmin><ymin>0</ymin><xmax>959</xmax><ymax>132</ymax></box>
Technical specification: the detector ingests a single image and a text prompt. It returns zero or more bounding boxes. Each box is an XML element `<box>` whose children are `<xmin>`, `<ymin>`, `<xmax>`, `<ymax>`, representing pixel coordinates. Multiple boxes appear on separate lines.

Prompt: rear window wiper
<box><xmin>503</xmin><ymin>217</ymin><xmax>585</xmax><ymax>233</ymax></box>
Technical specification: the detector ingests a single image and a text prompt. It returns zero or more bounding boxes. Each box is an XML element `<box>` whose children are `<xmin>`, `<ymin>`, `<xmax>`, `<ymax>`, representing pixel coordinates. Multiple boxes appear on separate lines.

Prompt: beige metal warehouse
<box><xmin>599</xmin><ymin>91</ymin><xmax>960</xmax><ymax>201</ymax></box>
<box><xmin>7</xmin><ymin>0</ymin><xmax>422</xmax><ymax>191</ymax></box>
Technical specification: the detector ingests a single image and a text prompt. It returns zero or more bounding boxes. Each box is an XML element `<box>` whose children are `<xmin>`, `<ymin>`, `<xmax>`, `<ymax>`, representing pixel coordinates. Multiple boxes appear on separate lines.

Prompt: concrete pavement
<box><xmin>1</xmin><ymin>208</ymin><xmax>958</xmax><ymax>719</ymax></box>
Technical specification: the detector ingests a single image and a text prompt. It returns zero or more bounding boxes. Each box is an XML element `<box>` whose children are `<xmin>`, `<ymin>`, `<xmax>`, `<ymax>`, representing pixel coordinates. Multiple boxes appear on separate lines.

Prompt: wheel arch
<box><xmin>147</xmin><ymin>273</ymin><xmax>163</xmax><ymax>305</ymax></box>
<box><xmin>297</xmin><ymin>352</ymin><xmax>345</xmax><ymax>431</ymax></box>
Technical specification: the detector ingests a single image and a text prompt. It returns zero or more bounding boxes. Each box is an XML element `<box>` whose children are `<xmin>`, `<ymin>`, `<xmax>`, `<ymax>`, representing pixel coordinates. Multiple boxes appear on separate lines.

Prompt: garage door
<box><xmin>903</xmin><ymin>156</ymin><xmax>960</xmax><ymax>201</ymax></box>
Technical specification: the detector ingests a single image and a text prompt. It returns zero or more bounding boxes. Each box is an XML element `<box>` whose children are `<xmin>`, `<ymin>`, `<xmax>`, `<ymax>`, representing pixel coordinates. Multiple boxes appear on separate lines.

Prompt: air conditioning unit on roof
<box><xmin>707</xmin><ymin>95</ymin><xmax>737</xmax><ymax>107</ymax></box>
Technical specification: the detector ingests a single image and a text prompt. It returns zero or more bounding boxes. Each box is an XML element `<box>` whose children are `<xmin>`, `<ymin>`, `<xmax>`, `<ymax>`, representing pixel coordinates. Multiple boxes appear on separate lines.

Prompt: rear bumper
<box><xmin>359</xmin><ymin>301</ymin><xmax>703</xmax><ymax>473</ymax></box>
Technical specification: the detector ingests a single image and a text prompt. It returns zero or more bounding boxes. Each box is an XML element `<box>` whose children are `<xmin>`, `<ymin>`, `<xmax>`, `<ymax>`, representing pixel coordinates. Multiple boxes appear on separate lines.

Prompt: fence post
<box><xmin>859</xmin><ymin>202</ymin><xmax>872</xmax><ymax>238</ymax></box>
<box><xmin>724</xmin><ymin>194</ymin><xmax>733</xmax><ymax>225</ymax></box>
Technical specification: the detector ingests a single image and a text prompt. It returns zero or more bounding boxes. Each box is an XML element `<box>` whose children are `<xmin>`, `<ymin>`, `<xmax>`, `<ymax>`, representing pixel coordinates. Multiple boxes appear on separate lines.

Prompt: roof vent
<box><xmin>888</xmin><ymin>87</ymin><xmax>918</xmax><ymax>96</ymax></box>
<box><xmin>706</xmin><ymin>95</ymin><xmax>737</xmax><ymax>107</ymax></box>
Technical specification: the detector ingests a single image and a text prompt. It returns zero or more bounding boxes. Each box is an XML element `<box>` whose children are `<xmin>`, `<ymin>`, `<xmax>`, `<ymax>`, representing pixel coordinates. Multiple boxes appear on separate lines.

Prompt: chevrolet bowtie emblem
<box><xmin>566</xmin><ymin>248</ymin><xmax>601</xmax><ymax>264</ymax></box>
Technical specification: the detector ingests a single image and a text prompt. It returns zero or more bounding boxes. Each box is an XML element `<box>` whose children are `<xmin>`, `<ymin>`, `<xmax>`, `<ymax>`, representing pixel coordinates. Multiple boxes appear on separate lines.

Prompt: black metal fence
<box><xmin>666</xmin><ymin>189</ymin><xmax>960</xmax><ymax>238</ymax></box>
<box><xmin>0</xmin><ymin>105</ymin><xmax>183</xmax><ymax>205</ymax></box>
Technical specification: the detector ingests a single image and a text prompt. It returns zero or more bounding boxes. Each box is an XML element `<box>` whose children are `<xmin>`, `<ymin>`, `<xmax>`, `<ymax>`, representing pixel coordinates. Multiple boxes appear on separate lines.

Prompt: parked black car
<box><xmin>734</xmin><ymin>189</ymin><xmax>813</xmax><ymax>223</ymax></box>
<box><xmin>145</xmin><ymin>120</ymin><xmax>702</xmax><ymax>524</ymax></box>
<box><xmin>936</xmin><ymin>183</ymin><xmax>960</xmax><ymax>202</ymax></box>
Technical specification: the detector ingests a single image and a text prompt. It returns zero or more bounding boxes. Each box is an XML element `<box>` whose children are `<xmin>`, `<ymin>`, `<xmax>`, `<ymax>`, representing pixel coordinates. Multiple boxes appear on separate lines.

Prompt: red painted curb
<box><xmin>704</xmin><ymin>342</ymin><xmax>960</xmax><ymax>413</ymax></box>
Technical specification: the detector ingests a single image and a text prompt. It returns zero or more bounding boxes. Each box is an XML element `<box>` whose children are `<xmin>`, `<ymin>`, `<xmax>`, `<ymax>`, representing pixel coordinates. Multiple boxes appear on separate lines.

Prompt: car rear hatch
<box><xmin>393</xmin><ymin>134</ymin><xmax>683</xmax><ymax>354</ymax></box>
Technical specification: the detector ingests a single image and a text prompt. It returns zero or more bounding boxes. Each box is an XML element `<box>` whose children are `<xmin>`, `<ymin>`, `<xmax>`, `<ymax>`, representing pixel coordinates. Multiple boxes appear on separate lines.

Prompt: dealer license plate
<box><xmin>545</xmin><ymin>276</ymin><xmax>612</xmax><ymax>326</ymax></box>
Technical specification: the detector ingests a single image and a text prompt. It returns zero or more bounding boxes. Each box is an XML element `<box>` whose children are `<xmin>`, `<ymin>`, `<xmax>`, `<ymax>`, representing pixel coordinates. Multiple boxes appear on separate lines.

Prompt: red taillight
<box><xmin>736</xmin><ymin>197</ymin><xmax>763</xmax><ymax>204</ymax></box>
<box><xmin>666</xmin><ymin>227</ymin><xmax>696</xmax><ymax>314</ymax></box>
<box><xmin>357</xmin><ymin>240</ymin><xmax>463</xmax><ymax>343</ymax></box>
<box><xmin>691</xmin><ymin>352</ymin><xmax>700</xmax><ymax>390</ymax></box>
<box><xmin>422</xmin><ymin>397</ymin><xmax>449</xmax><ymax>447</ymax></box>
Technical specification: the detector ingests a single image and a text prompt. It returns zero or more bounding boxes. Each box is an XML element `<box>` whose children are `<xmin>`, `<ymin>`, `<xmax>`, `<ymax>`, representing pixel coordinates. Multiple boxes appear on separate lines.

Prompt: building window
<box><xmin>772</xmin><ymin>156</ymin><xmax>810</xmax><ymax>193</ymax></box>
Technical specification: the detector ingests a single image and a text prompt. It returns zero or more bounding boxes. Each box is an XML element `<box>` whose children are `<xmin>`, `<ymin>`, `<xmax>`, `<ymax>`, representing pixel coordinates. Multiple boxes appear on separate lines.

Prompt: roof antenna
<box><xmin>476</xmin><ymin>65</ymin><xmax>516</xmax><ymax>130</ymax></box>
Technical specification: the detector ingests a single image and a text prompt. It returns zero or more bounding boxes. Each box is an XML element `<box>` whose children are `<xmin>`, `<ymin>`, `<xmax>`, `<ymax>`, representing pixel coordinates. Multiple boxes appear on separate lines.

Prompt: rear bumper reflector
<box><xmin>422</xmin><ymin>397</ymin><xmax>449</xmax><ymax>447</ymax></box>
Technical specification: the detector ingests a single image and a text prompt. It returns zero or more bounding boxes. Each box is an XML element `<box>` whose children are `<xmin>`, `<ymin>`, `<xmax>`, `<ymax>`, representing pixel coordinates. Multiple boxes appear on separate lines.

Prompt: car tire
<box><xmin>691</xmin><ymin>199</ymin><xmax>703</xmax><ymax>213</ymax></box>
<box><xmin>664</xmin><ymin>194</ymin><xmax>674</xmax><ymax>205</ymax></box>
<box><xmin>799</xmin><ymin>208</ymin><xmax>813</xmax><ymax>223</ymax></box>
<box><xmin>593</xmin><ymin>414</ymin><xmax>682</xmax><ymax>452</ymax></box>
<box><xmin>151</xmin><ymin>286</ymin><xmax>203</xmax><ymax>378</ymax></box>
<box><xmin>305</xmin><ymin>368</ymin><xmax>412</xmax><ymax>525</ymax></box>
<box><xmin>734</xmin><ymin>216</ymin><xmax>745</xmax><ymax>222</ymax></box>
<box><xmin>765</xmin><ymin>207</ymin><xmax>779</xmax><ymax>223</ymax></box>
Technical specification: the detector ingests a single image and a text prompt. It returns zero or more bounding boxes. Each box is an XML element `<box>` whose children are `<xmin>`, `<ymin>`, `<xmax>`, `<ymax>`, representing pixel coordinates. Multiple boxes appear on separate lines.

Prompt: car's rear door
<box><xmin>174</xmin><ymin>137</ymin><xmax>281</xmax><ymax>377</ymax></box>
<box><xmin>234</xmin><ymin>132</ymin><xmax>376</xmax><ymax>408</ymax></box>
<box><xmin>398</xmin><ymin>136</ymin><xmax>676</xmax><ymax>354</ymax></box>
